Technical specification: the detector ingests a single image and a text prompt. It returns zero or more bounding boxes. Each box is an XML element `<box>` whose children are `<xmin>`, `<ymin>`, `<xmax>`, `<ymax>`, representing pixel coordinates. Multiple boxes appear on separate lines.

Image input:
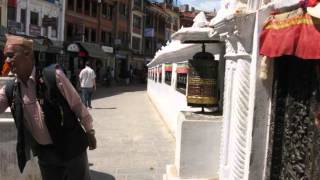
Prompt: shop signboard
<box><xmin>187</xmin><ymin>51</ymin><xmax>219</xmax><ymax>107</ymax></box>
<box><xmin>144</xmin><ymin>28</ymin><xmax>154</xmax><ymax>37</ymax></box>
<box><xmin>42</xmin><ymin>17</ymin><xmax>57</xmax><ymax>27</ymax></box>
<box><xmin>114</xmin><ymin>39</ymin><xmax>121</xmax><ymax>45</ymax></box>
<box><xmin>67</xmin><ymin>43</ymin><xmax>80</xmax><ymax>52</ymax></box>
<box><xmin>29</xmin><ymin>24</ymin><xmax>41</xmax><ymax>36</ymax></box>
<box><xmin>7</xmin><ymin>20</ymin><xmax>22</xmax><ymax>34</ymax></box>
<box><xmin>102</xmin><ymin>46</ymin><xmax>113</xmax><ymax>53</ymax></box>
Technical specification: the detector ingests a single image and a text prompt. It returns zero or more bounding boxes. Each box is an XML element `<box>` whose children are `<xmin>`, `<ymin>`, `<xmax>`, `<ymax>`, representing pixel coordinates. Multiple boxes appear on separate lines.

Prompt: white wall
<box><xmin>147</xmin><ymin>63</ymin><xmax>212</xmax><ymax>137</ymax></box>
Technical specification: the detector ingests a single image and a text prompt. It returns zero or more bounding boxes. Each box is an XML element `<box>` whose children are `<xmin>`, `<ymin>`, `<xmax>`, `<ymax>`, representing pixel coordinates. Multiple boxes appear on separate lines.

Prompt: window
<box><xmin>158</xmin><ymin>66</ymin><xmax>162</xmax><ymax>83</ymax></box>
<box><xmin>133</xmin><ymin>15</ymin><xmax>141</xmax><ymax>34</ymax></box>
<box><xmin>159</xmin><ymin>17</ymin><xmax>165</xmax><ymax>34</ymax></box>
<box><xmin>119</xmin><ymin>3</ymin><xmax>127</xmax><ymax>18</ymax></box>
<box><xmin>106</xmin><ymin>32</ymin><xmax>112</xmax><ymax>45</ymax></box>
<box><xmin>84</xmin><ymin>27</ymin><xmax>89</xmax><ymax>41</ymax></box>
<box><xmin>20</xmin><ymin>9</ymin><xmax>26</xmax><ymax>32</ymax></box>
<box><xmin>66</xmin><ymin>23</ymin><xmax>74</xmax><ymax>41</ymax></box>
<box><xmin>132</xmin><ymin>37</ymin><xmax>141</xmax><ymax>51</ymax></box>
<box><xmin>102</xmin><ymin>3</ymin><xmax>107</xmax><ymax>17</ymax></box>
<box><xmin>91</xmin><ymin>1</ymin><xmax>97</xmax><ymax>17</ymax></box>
<box><xmin>145</xmin><ymin>11</ymin><xmax>153</xmax><ymax>27</ymax></box>
<box><xmin>84</xmin><ymin>0</ymin><xmax>90</xmax><ymax>15</ymax></box>
<box><xmin>101</xmin><ymin>31</ymin><xmax>106</xmax><ymax>43</ymax></box>
<box><xmin>102</xmin><ymin>3</ymin><xmax>112</xmax><ymax>19</ymax></box>
<box><xmin>176</xmin><ymin>73</ymin><xmax>187</xmax><ymax>94</ymax></box>
<box><xmin>76</xmin><ymin>0</ymin><xmax>83</xmax><ymax>13</ymax></box>
<box><xmin>165</xmin><ymin>71</ymin><xmax>172</xmax><ymax>85</ymax></box>
<box><xmin>91</xmin><ymin>29</ymin><xmax>96</xmax><ymax>42</ymax></box>
<box><xmin>43</xmin><ymin>15</ymin><xmax>49</xmax><ymax>37</ymax></box>
<box><xmin>164</xmin><ymin>64</ymin><xmax>172</xmax><ymax>85</ymax></box>
<box><xmin>133</xmin><ymin>15</ymin><xmax>141</xmax><ymax>29</ymax></box>
<box><xmin>30</xmin><ymin>11</ymin><xmax>39</xmax><ymax>25</ymax></box>
<box><xmin>134</xmin><ymin>0</ymin><xmax>141</xmax><ymax>9</ymax></box>
<box><xmin>119</xmin><ymin>31</ymin><xmax>127</xmax><ymax>45</ymax></box>
<box><xmin>51</xmin><ymin>17</ymin><xmax>58</xmax><ymax>38</ymax></box>
<box><xmin>68</xmin><ymin>0</ymin><xmax>75</xmax><ymax>11</ymax></box>
<box><xmin>7</xmin><ymin>6</ymin><xmax>16</xmax><ymax>21</ymax></box>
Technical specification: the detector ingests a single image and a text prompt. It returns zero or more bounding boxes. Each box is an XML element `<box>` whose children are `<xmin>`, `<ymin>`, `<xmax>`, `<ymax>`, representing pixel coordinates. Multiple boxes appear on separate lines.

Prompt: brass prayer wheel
<box><xmin>187</xmin><ymin>50</ymin><xmax>219</xmax><ymax>107</ymax></box>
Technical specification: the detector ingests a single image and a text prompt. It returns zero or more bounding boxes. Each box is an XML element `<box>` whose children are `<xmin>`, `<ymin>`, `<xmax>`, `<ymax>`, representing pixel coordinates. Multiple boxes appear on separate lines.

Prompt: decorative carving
<box><xmin>269</xmin><ymin>57</ymin><xmax>320</xmax><ymax>180</ymax></box>
<box><xmin>220</xmin><ymin>57</ymin><xmax>251</xmax><ymax>180</ymax></box>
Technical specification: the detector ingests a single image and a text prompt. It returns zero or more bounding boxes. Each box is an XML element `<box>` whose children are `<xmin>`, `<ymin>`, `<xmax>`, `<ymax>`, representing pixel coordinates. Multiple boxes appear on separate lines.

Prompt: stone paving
<box><xmin>88</xmin><ymin>84</ymin><xmax>175</xmax><ymax>180</ymax></box>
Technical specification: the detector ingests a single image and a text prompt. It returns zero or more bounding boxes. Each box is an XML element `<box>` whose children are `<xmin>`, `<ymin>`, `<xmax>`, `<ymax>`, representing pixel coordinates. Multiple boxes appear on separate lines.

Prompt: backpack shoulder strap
<box><xmin>5</xmin><ymin>79</ymin><xmax>16</xmax><ymax>107</ymax></box>
<box><xmin>42</xmin><ymin>64</ymin><xmax>58</xmax><ymax>93</ymax></box>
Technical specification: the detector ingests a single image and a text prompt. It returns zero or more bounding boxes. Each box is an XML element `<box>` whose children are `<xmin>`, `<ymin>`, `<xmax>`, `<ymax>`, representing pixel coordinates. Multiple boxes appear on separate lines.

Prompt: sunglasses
<box><xmin>5</xmin><ymin>52</ymin><xmax>15</xmax><ymax>59</ymax></box>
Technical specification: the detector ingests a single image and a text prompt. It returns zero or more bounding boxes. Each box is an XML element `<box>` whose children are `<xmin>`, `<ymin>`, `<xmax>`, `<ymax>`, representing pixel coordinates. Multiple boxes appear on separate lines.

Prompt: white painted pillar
<box><xmin>217</xmin><ymin>13</ymin><xmax>256</xmax><ymax>180</ymax></box>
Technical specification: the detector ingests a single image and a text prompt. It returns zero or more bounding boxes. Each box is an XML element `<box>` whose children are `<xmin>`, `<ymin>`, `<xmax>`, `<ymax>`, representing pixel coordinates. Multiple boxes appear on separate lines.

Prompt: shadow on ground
<box><xmin>92</xmin><ymin>83</ymin><xmax>147</xmax><ymax>100</ymax></box>
<box><xmin>90</xmin><ymin>170</ymin><xmax>115</xmax><ymax>180</ymax></box>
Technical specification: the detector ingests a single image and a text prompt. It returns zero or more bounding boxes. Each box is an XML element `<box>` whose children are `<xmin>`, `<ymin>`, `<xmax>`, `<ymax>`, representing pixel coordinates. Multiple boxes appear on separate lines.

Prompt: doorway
<box><xmin>269</xmin><ymin>56</ymin><xmax>320</xmax><ymax>180</ymax></box>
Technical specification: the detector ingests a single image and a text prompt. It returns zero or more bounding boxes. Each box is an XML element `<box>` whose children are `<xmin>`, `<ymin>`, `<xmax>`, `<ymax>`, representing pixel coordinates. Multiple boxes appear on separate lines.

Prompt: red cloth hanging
<box><xmin>260</xmin><ymin>8</ymin><xmax>320</xmax><ymax>59</ymax></box>
<box><xmin>165</xmin><ymin>64</ymin><xmax>172</xmax><ymax>71</ymax></box>
<box><xmin>8</xmin><ymin>0</ymin><xmax>17</xmax><ymax>7</ymax></box>
<box><xmin>306</xmin><ymin>0</ymin><xmax>318</xmax><ymax>7</ymax></box>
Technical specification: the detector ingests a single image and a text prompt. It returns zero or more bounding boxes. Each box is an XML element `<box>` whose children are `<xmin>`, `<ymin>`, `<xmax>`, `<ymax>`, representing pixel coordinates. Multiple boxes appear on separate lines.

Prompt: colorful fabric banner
<box><xmin>260</xmin><ymin>8</ymin><xmax>320</xmax><ymax>59</ymax></box>
<box><xmin>165</xmin><ymin>64</ymin><xmax>172</xmax><ymax>71</ymax></box>
<box><xmin>176</xmin><ymin>63</ymin><xmax>189</xmax><ymax>74</ymax></box>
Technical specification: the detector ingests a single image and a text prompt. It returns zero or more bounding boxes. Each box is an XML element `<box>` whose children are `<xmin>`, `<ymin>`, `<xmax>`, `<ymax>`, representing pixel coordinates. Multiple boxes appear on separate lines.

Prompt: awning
<box><xmin>260</xmin><ymin>8</ymin><xmax>320</xmax><ymax>59</ymax></box>
<box><xmin>33</xmin><ymin>39</ymin><xmax>48</xmax><ymax>52</ymax></box>
<box><xmin>78</xmin><ymin>42</ymin><xmax>107</xmax><ymax>59</ymax></box>
<box><xmin>171</xmin><ymin>27</ymin><xmax>220</xmax><ymax>43</ymax></box>
<box><xmin>147</xmin><ymin>42</ymin><xmax>223</xmax><ymax>67</ymax></box>
<box><xmin>46</xmin><ymin>40</ymin><xmax>63</xmax><ymax>54</ymax></box>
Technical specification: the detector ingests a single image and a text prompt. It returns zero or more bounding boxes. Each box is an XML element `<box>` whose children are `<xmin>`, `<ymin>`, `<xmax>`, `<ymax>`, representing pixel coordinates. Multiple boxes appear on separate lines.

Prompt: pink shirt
<box><xmin>0</xmin><ymin>68</ymin><xmax>93</xmax><ymax>145</ymax></box>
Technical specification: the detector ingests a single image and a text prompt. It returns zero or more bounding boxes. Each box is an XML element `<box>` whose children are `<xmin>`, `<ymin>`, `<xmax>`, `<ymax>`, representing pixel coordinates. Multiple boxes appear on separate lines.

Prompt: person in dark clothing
<box><xmin>0</xmin><ymin>34</ymin><xmax>97</xmax><ymax>180</ymax></box>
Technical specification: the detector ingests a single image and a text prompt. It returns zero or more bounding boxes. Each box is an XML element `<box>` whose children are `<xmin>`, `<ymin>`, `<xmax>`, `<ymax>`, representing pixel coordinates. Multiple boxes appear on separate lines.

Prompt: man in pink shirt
<box><xmin>0</xmin><ymin>34</ymin><xmax>97</xmax><ymax>180</ymax></box>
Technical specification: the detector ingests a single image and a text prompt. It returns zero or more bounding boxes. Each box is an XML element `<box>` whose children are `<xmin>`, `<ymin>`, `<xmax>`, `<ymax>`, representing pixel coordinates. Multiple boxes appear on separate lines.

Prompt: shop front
<box><xmin>115</xmin><ymin>51</ymin><xmax>131</xmax><ymax>81</ymax></box>
<box><xmin>101</xmin><ymin>45</ymin><xmax>115</xmax><ymax>82</ymax></box>
<box><xmin>66</xmin><ymin>42</ymin><xmax>107</xmax><ymax>86</ymax></box>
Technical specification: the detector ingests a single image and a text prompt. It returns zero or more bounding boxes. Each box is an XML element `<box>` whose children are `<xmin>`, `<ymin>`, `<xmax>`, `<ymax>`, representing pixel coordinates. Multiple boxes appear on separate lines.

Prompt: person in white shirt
<box><xmin>79</xmin><ymin>61</ymin><xmax>96</xmax><ymax>109</ymax></box>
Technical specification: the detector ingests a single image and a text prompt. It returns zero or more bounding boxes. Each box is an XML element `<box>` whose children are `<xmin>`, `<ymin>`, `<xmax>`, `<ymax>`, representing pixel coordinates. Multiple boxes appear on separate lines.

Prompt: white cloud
<box><xmin>179</xmin><ymin>0</ymin><xmax>222</xmax><ymax>11</ymax></box>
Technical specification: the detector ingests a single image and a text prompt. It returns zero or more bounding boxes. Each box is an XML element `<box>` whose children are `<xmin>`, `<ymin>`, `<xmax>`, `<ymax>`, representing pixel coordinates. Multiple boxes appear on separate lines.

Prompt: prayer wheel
<box><xmin>187</xmin><ymin>50</ymin><xmax>219</xmax><ymax>107</ymax></box>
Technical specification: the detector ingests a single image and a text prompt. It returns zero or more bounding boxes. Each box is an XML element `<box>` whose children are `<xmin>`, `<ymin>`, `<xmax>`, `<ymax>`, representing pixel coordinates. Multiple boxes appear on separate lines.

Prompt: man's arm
<box><xmin>92</xmin><ymin>70</ymin><xmax>96</xmax><ymax>90</ymax></box>
<box><xmin>55</xmin><ymin>69</ymin><xmax>96</xmax><ymax>149</ymax></box>
<box><xmin>55</xmin><ymin>69</ymin><xmax>93</xmax><ymax>130</ymax></box>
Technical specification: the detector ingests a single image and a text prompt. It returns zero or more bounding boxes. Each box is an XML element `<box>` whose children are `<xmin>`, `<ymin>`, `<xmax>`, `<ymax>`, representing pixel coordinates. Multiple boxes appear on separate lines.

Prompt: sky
<box><xmin>152</xmin><ymin>0</ymin><xmax>222</xmax><ymax>11</ymax></box>
<box><xmin>177</xmin><ymin>0</ymin><xmax>222</xmax><ymax>11</ymax></box>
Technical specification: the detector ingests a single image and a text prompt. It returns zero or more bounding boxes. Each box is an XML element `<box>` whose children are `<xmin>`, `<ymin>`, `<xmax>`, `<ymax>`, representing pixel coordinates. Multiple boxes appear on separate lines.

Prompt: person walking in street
<box><xmin>0</xmin><ymin>34</ymin><xmax>97</xmax><ymax>180</ymax></box>
<box><xmin>79</xmin><ymin>61</ymin><xmax>96</xmax><ymax>109</ymax></box>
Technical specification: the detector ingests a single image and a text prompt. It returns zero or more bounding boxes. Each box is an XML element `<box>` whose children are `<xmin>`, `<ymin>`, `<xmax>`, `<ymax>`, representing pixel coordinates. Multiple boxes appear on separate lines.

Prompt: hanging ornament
<box><xmin>259</xmin><ymin>56</ymin><xmax>272</xmax><ymax>80</ymax></box>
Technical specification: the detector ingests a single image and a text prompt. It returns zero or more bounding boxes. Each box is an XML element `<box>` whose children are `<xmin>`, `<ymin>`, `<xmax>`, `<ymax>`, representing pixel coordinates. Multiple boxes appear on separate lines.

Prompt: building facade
<box><xmin>65</xmin><ymin>0</ymin><xmax>114</xmax><ymax>84</ymax></box>
<box><xmin>0</xmin><ymin>0</ymin><xmax>8</xmax><ymax>27</ymax></box>
<box><xmin>9</xmin><ymin>0</ymin><xmax>64</xmax><ymax>40</ymax></box>
<box><xmin>130</xmin><ymin>0</ymin><xmax>144</xmax><ymax>76</ymax></box>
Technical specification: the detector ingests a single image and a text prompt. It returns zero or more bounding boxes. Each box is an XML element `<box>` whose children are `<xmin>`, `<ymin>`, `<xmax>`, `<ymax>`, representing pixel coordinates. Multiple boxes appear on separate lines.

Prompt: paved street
<box><xmin>88</xmin><ymin>84</ymin><xmax>175</xmax><ymax>180</ymax></box>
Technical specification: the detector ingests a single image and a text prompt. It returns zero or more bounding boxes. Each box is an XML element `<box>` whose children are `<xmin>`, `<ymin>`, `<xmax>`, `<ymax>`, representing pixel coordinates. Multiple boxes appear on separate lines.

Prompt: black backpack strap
<box><xmin>5</xmin><ymin>79</ymin><xmax>16</xmax><ymax>107</ymax></box>
<box><xmin>42</xmin><ymin>64</ymin><xmax>58</xmax><ymax>92</ymax></box>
